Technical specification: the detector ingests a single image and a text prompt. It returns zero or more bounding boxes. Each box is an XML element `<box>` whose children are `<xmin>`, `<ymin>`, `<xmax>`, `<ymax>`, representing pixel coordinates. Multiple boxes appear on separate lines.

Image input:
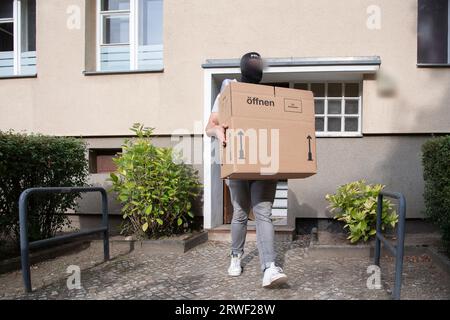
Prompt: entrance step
<box><xmin>207</xmin><ymin>224</ymin><xmax>295</xmax><ymax>242</ymax></box>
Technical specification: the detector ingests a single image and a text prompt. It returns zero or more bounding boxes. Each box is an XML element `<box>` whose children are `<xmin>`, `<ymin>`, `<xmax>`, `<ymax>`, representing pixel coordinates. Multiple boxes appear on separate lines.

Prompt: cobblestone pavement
<box><xmin>1</xmin><ymin>237</ymin><xmax>449</xmax><ymax>300</ymax></box>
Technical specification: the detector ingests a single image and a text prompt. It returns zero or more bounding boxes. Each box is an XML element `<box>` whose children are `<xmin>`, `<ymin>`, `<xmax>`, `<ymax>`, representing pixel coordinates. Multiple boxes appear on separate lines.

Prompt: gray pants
<box><xmin>226</xmin><ymin>179</ymin><xmax>278</xmax><ymax>272</ymax></box>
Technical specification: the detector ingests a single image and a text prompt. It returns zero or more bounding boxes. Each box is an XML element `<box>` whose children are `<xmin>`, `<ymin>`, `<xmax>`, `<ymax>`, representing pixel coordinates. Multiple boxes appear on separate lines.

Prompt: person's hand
<box><xmin>214</xmin><ymin>124</ymin><xmax>228</xmax><ymax>146</ymax></box>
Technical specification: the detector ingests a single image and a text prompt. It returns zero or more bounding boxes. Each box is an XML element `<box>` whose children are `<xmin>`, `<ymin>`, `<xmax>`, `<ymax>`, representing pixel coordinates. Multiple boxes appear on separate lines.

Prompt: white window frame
<box><xmin>285</xmin><ymin>81</ymin><xmax>363</xmax><ymax>137</ymax></box>
<box><xmin>0</xmin><ymin>0</ymin><xmax>25</xmax><ymax>76</ymax></box>
<box><xmin>96</xmin><ymin>0</ymin><xmax>141</xmax><ymax>71</ymax></box>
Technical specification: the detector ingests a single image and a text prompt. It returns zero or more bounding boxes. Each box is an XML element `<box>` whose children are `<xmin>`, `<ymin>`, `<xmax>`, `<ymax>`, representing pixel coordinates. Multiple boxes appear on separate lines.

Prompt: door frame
<box><xmin>202</xmin><ymin>63</ymin><xmax>380</xmax><ymax>229</ymax></box>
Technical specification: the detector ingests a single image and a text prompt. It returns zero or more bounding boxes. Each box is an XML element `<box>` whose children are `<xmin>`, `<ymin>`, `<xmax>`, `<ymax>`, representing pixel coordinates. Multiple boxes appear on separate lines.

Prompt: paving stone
<box><xmin>0</xmin><ymin>236</ymin><xmax>449</xmax><ymax>300</ymax></box>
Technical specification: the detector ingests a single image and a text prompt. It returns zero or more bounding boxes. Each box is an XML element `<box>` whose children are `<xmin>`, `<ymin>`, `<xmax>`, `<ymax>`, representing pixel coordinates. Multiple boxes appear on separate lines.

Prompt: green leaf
<box><xmin>110</xmin><ymin>172</ymin><xmax>119</xmax><ymax>182</ymax></box>
<box><xmin>145</xmin><ymin>205</ymin><xmax>152</xmax><ymax>215</ymax></box>
<box><xmin>156</xmin><ymin>218</ymin><xmax>163</xmax><ymax>225</ymax></box>
<box><xmin>142</xmin><ymin>222</ymin><xmax>148</xmax><ymax>232</ymax></box>
<box><xmin>177</xmin><ymin>218</ymin><xmax>183</xmax><ymax>226</ymax></box>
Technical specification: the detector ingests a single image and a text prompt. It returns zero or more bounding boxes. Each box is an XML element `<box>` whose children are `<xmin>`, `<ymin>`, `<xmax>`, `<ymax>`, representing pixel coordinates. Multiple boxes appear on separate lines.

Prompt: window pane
<box><xmin>310</xmin><ymin>83</ymin><xmax>325</xmax><ymax>97</ymax></box>
<box><xmin>21</xmin><ymin>0</ymin><xmax>36</xmax><ymax>52</ymax></box>
<box><xmin>315</xmin><ymin>117</ymin><xmax>324</xmax><ymax>132</ymax></box>
<box><xmin>417</xmin><ymin>0</ymin><xmax>449</xmax><ymax>64</ymax></box>
<box><xmin>102</xmin><ymin>0</ymin><xmax>130</xmax><ymax>11</ymax></box>
<box><xmin>328</xmin><ymin>83</ymin><xmax>342</xmax><ymax>97</ymax></box>
<box><xmin>345</xmin><ymin>83</ymin><xmax>359</xmax><ymax>97</ymax></box>
<box><xmin>100</xmin><ymin>45</ymin><xmax>130</xmax><ymax>71</ymax></box>
<box><xmin>314</xmin><ymin>100</ymin><xmax>324</xmax><ymax>114</ymax></box>
<box><xmin>294</xmin><ymin>83</ymin><xmax>308</xmax><ymax>90</ymax></box>
<box><xmin>138</xmin><ymin>0</ymin><xmax>163</xmax><ymax>45</ymax></box>
<box><xmin>345</xmin><ymin>100</ymin><xmax>358</xmax><ymax>114</ymax></box>
<box><xmin>327</xmin><ymin>117</ymin><xmax>341</xmax><ymax>131</ymax></box>
<box><xmin>20</xmin><ymin>0</ymin><xmax>36</xmax><ymax>75</ymax></box>
<box><xmin>0</xmin><ymin>0</ymin><xmax>13</xmax><ymax>19</ymax></box>
<box><xmin>0</xmin><ymin>22</ymin><xmax>13</xmax><ymax>76</ymax></box>
<box><xmin>138</xmin><ymin>0</ymin><xmax>163</xmax><ymax>70</ymax></box>
<box><xmin>103</xmin><ymin>15</ymin><xmax>129</xmax><ymax>44</ymax></box>
<box><xmin>345</xmin><ymin>118</ymin><xmax>359</xmax><ymax>132</ymax></box>
<box><xmin>328</xmin><ymin>100</ymin><xmax>341</xmax><ymax>114</ymax></box>
<box><xmin>0</xmin><ymin>22</ymin><xmax>13</xmax><ymax>51</ymax></box>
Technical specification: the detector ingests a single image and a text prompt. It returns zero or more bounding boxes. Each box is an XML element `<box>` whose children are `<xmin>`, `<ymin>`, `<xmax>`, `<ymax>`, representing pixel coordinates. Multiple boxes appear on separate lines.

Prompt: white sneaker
<box><xmin>262</xmin><ymin>263</ymin><xmax>288</xmax><ymax>288</ymax></box>
<box><xmin>228</xmin><ymin>253</ymin><xmax>242</xmax><ymax>276</ymax></box>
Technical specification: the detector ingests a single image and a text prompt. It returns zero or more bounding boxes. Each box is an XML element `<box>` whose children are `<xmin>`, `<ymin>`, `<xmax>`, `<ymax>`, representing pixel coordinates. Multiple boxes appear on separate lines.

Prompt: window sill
<box><xmin>83</xmin><ymin>69</ymin><xmax>164</xmax><ymax>76</ymax></box>
<box><xmin>417</xmin><ymin>63</ymin><xmax>450</xmax><ymax>68</ymax></box>
<box><xmin>316</xmin><ymin>133</ymin><xmax>363</xmax><ymax>138</ymax></box>
<box><xmin>0</xmin><ymin>74</ymin><xmax>37</xmax><ymax>80</ymax></box>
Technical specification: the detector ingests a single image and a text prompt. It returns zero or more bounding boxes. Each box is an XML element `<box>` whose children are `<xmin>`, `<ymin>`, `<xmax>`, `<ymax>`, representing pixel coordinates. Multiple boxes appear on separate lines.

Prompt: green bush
<box><xmin>110</xmin><ymin>124</ymin><xmax>201</xmax><ymax>239</ymax></box>
<box><xmin>0</xmin><ymin>131</ymin><xmax>89</xmax><ymax>245</ymax></box>
<box><xmin>325</xmin><ymin>180</ymin><xmax>398</xmax><ymax>243</ymax></box>
<box><xmin>422</xmin><ymin>136</ymin><xmax>450</xmax><ymax>253</ymax></box>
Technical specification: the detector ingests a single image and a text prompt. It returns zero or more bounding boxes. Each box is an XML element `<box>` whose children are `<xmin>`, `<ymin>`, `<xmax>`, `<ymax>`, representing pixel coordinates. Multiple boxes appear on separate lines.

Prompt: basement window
<box><xmin>89</xmin><ymin>148</ymin><xmax>122</xmax><ymax>174</ymax></box>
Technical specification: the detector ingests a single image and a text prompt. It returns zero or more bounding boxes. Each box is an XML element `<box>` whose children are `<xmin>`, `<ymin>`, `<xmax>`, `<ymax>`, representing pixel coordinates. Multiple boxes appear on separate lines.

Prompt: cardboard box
<box><xmin>218</xmin><ymin>82</ymin><xmax>317</xmax><ymax>180</ymax></box>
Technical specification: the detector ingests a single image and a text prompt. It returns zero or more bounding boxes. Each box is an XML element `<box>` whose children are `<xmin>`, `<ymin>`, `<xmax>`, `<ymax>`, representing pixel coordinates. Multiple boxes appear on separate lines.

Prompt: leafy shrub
<box><xmin>325</xmin><ymin>180</ymin><xmax>398</xmax><ymax>243</ymax></box>
<box><xmin>0</xmin><ymin>131</ymin><xmax>89</xmax><ymax>245</ymax></box>
<box><xmin>110</xmin><ymin>124</ymin><xmax>201</xmax><ymax>239</ymax></box>
<box><xmin>422</xmin><ymin>136</ymin><xmax>450</xmax><ymax>254</ymax></box>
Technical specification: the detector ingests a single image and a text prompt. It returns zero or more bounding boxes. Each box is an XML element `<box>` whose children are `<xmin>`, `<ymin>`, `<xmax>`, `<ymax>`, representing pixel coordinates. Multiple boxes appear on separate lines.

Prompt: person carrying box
<box><xmin>205</xmin><ymin>52</ymin><xmax>288</xmax><ymax>288</ymax></box>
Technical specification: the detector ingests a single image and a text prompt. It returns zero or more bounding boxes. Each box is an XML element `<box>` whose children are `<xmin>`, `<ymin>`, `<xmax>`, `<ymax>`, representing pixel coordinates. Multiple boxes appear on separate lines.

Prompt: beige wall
<box><xmin>0</xmin><ymin>0</ymin><xmax>449</xmax><ymax>135</ymax></box>
<box><xmin>288</xmin><ymin>135</ymin><xmax>429</xmax><ymax>220</ymax></box>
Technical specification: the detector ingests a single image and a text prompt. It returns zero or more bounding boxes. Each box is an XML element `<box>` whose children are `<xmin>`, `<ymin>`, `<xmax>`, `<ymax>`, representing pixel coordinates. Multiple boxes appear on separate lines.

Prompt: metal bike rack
<box><xmin>374</xmin><ymin>191</ymin><xmax>406</xmax><ymax>300</ymax></box>
<box><xmin>19</xmin><ymin>187</ymin><xmax>110</xmax><ymax>293</ymax></box>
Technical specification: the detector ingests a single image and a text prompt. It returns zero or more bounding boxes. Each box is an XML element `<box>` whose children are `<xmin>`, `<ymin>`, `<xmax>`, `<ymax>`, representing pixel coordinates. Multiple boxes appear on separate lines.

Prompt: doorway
<box><xmin>202</xmin><ymin>61</ymin><xmax>378</xmax><ymax>230</ymax></box>
<box><xmin>222</xmin><ymin>180</ymin><xmax>288</xmax><ymax>225</ymax></box>
<box><xmin>221</xmin><ymin>82</ymin><xmax>290</xmax><ymax>225</ymax></box>
<box><xmin>209</xmin><ymin>79</ymin><xmax>310</xmax><ymax>228</ymax></box>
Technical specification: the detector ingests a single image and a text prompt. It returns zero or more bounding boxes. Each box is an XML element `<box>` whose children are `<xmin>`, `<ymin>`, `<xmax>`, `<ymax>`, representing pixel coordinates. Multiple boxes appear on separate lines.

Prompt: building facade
<box><xmin>1</xmin><ymin>0</ymin><xmax>449</xmax><ymax>231</ymax></box>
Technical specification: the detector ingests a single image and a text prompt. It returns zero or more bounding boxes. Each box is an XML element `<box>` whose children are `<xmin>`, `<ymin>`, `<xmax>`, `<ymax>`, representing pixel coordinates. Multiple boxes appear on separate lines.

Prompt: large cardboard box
<box><xmin>218</xmin><ymin>82</ymin><xmax>317</xmax><ymax>180</ymax></box>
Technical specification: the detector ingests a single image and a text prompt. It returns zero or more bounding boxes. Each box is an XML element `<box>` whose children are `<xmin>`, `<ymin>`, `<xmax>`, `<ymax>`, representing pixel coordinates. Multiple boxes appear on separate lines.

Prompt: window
<box><xmin>293</xmin><ymin>82</ymin><xmax>362</xmax><ymax>137</ymax></box>
<box><xmin>89</xmin><ymin>148</ymin><xmax>122</xmax><ymax>173</ymax></box>
<box><xmin>418</xmin><ymin>0</ymin><xmax>450</xmax><ymax>65</ymax></box>
<box><xmin>0</xmin><ymin>0</ymin><xmax>36</xmax><ymax>77</ymax></box>
<box><xmin>97</xmin><ymin>0</ymin><xmax>163</xmax><ymax>72</ymax></box>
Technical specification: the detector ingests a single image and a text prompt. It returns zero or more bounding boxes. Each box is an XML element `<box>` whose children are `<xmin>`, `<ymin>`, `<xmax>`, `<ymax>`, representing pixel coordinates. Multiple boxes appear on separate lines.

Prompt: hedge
<box><xmin>0</xmin><ymin>131</ymin><xmax>89</xmax><ymax>246</ymax></box>
<box><xmin>422</xmin><ymin>135</ymin><xmax>450</xmax><ymax>254</ymax></box>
